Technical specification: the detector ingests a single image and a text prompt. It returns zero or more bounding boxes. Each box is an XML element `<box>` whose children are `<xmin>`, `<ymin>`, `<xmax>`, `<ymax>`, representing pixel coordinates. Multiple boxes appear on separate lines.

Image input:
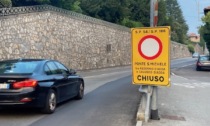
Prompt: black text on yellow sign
<box><xmin>131</xmin><ymin>27</ymin><xmax>171</xmax><ymax>86</ymax></box>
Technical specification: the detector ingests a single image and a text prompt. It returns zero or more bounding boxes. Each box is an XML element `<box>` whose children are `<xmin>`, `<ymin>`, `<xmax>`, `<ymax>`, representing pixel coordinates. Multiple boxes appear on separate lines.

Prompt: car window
<box><xmin>54</xmin><ymin>61</ymin><xmax>69</xmax><ymax>75</ymax></box>
<box><xmin>45</xmin><ymin>61</ymin><xmax>62</xmax><ymax>75</ymax></box>
<box><xmin>0</xmin><ymin>61</ymin><xmax>39</xmax><ymax>74</ymax></box>
<box><xmin>200</xmin><ymin>56</ymin><xmax>210</xmax><ymax>61</ymax></box>
<box><xmin>44</xmin><ymin>65</ymin><xmax>52</xmax><ymax>75</ymax></box>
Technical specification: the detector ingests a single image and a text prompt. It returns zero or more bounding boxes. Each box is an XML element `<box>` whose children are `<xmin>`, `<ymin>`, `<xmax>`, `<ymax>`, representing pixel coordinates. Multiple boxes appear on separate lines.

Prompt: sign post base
<box><xmin>151</xmin><ymin>109</ymin><xmax>159</xmax><ymax>120</ymax></box>
<box><xmin>151</xmin><ymin>86</ymin><xmax>160</xmax><ymax>120</ymax></box>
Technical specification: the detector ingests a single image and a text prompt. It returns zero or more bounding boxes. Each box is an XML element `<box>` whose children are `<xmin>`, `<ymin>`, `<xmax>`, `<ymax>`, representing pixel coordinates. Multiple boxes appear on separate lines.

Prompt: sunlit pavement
<box><xmin>141</xmin><ymin>70</ymin><xmax>210</xmax><ymax>126</ymax></box>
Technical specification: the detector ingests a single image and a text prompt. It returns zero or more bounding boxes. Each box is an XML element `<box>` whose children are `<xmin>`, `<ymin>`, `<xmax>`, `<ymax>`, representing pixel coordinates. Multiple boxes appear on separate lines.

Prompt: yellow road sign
<box><xmin>131</xmin><ymin>27</ymin><xmax>170</xmax><ymax>86</ymax></box>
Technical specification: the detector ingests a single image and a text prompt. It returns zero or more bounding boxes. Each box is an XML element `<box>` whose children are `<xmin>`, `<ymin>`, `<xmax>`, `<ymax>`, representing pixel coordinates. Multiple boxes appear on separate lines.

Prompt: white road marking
<box><xmin>180</xmin><ymin>63</ymin><xmax>195</xmax><ymax>68</ymax></box>
<box><xmin>172</xmin><ymin>74</ymin><xmax>210</xmax><ymax>88</ymax></box>
<box><xmin>172</xmin><ymin>74</ymin><xmax>189</xmax><ymax>80</ymax></box>
<box><xmin>171</xmin><ymin>61</ymin><xmax>193</xmax><ymax>66</ymax></box>
<box><xmin>172</xmin><ymin>82</ymin><xmax>210</xmax><ymax>88</ymax></box>
<box><xmin>171</xmin><ymin>72</ymin><xmax>175</xmax><ymax>75</ymax></box>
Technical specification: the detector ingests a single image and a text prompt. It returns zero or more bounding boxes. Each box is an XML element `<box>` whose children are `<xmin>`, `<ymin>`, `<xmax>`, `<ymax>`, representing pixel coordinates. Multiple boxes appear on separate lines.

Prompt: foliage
<box><xmin>121</xmin><ymin>18</ymin><xmax>144</xmax><ymax>28</ymax></box>
<box><xmin>12</xmin><ymin>0</ymin><xmax>49</xmax><ymax>6</ymax></box>
<box><xmin>9</xmin><ymin>0</ymin><xmax>189</xmax><ymax>44</ymax></box>
<box><xmin>129</xmin><ymin>0</ymin><xmax>150</xmax><ymax>27</ymax></box>
<box><xmin>187</xmin><ymin>44</ymin><xmax>195</xmax><ymax>54</ymax></box>
<box><xmin>81</xmin><ymin>0</ymin><xmax>131</xmax><ymax>25</ymax></box>
<box><xmin>158</xmin><ymin>0</ymin><xmax>167</xmax><ymax>26</ymax></box>
<box><xmin>199</xmin><ymin>36</ymin><xmax>206</xmax><ymax>50</ymax></box>
<box><xmin>200</xmin><ymin>12</ymin><xmax>210</xmax><ymax>52</ymax></box>
<box><xmin>58</xmin><ymin>0</ymin><xmax>82</xmax><ymax>13</ymax></box>
<box><xmin>0</xmin><ymin>0</ymin><xmax>12</xmax><ymax>7</ymax></box>
<box><xmin>165</xmin><ymin>0</ymin><xmax>188</xmax><ymax>44</ymax></box>
<box><xmin>71</xmin><ymin>1</ymin><xmax>82</xmax><ymax>13</ymax></box>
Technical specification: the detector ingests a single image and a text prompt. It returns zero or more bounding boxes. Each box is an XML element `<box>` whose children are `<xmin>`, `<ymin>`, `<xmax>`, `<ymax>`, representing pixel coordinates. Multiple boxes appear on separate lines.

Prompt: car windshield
<box><xmin>200</xmin><ymin>56</ymin><xmax>210</xmax><ymax>61</ymax></box>
<box><xmin>0</xmin><ymin>60</ymin><xmax>40</xmax><ymax>74</ymax></box>
<box><xmin>193</xmin><ymin>53</ymin><xmax>199</xmax><ymax>56</ymax></box>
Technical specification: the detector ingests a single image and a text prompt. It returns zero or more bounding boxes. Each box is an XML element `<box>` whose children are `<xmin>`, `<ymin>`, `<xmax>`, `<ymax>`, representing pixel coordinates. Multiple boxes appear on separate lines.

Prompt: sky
<box><xmin>177</xmin><ymin>0</ymin><xmax>210</xmax><ymax>35</ymax></box>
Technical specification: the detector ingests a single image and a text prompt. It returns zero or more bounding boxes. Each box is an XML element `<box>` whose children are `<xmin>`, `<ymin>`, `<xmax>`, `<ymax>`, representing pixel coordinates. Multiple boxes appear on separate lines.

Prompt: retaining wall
<box><xmin>0</xmin><ymin>5</ymin><xmax>196</xmax><ymax>70</ymax></box>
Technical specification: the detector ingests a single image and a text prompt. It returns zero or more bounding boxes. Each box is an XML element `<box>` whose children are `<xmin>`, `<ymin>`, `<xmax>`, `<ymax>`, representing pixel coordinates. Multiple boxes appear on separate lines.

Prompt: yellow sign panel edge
<box><xmin>131</xmin><ymin>26</ymin><xmax>171</xmax><ymax>86</ymax></box>
<box><xmin>131</xmin><ymin>26</ymin><xmax>171</xmax><ymax>87</ymax></box>
<box><xmin>131</xmin><ymin>27</ymin><xmax>171</xmax><ymax>86</ymax></box>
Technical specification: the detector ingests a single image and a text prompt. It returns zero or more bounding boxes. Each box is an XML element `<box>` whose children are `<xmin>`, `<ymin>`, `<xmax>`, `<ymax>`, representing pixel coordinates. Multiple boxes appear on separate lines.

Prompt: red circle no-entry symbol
<box><xmin>138</xmin><ymin>35</ymin><xmax>162</xmax><ymax>60</ymax></box>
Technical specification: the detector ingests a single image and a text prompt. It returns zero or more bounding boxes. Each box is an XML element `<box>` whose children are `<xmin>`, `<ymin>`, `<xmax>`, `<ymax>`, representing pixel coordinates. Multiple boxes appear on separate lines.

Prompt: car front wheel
<box><xmin>41</xmin><ymin>89</ymin><xmax>57</xmax><ymax>114</ymax></box>
<box><xmin>196</xmin><ymin>66</ymin><xmax>201</xmax><ymax>71</ymax></box>
<box><xmin>75</xmin><ymin>82</ymin><xmax>84</xmax><ymax>100</ymax></box>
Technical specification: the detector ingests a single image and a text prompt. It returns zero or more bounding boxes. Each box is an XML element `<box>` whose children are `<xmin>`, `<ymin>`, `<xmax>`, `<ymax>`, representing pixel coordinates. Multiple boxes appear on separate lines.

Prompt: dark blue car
<box><xmin>0</xmin><ymin>59</ymin><xmax>84</xmax><ymax>113</ymax></box>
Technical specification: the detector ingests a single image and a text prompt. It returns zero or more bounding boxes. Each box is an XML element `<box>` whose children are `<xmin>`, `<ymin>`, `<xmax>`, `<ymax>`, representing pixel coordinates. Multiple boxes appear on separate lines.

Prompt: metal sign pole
<box><xmin>138</xmin><ymin>0</ymin><xmax>156</xmax><ymax>123</ymax></box>
<box><xmin>150</xmin><ymin>0</ymin><xmax>159</xmax><ymax>120</ymax></box>
<box><xmin>134</xmin><ymin>0</ymin><xmax>169</xmax><ymax>123</ymax></box>
<box><xmin>150</xmin><ymin>0</ymin><xmax>154</xmax><ymax>27</ymax></box>
<box><xmin>151</xmin><ymin>86</ymin><xmax>159</xmax><ymax>119</ymax></box>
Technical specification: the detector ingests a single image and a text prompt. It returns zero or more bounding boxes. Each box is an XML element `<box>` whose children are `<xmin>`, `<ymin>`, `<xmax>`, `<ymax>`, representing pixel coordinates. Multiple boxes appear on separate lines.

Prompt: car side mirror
<box><xmin>69</xmin><ymin>69</ymin><xmax>77</xmax><ymax>75</ymax></box>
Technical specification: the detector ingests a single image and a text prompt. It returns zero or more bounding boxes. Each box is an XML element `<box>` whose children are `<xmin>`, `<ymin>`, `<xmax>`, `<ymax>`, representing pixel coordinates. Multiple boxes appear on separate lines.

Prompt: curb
<box><xmin>136</xmin><ymin>121</ymin><xmax>143</xmax><ymax>126</ymax></box>
<box><xmin>136</xmin><ymin>93</ymin><xmax>144</xmax><ymax>126</ymax></box>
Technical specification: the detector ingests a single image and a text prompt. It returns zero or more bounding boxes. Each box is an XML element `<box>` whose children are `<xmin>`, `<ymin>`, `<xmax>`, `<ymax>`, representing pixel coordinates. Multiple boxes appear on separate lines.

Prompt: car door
<box><xmin>44</xmin><ymin>61</ymin><xmax>69</xmax><ymax>101</ymax></box>
<box><xmin>54</xmin><ymin>61</ymin><xmax>78</xmax><ymax>98</ymax></box>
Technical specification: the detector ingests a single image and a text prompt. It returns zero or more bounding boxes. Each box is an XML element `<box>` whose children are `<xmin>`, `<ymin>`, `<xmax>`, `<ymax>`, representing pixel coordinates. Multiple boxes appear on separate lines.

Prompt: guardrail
<box><xmin>0</xmin><ymin>5</ymin><xmax>129</xmax><ymax>31</ymax></box>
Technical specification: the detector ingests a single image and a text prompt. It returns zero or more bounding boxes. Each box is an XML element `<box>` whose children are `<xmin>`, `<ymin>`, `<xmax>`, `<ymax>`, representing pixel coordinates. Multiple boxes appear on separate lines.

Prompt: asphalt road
<box><xmin>0</xmin><ymin>66</ymin><xmax>140</xmax><ymax>126</ymax></box>
<box><xmin>0</xmin><ymin>57</ymin><xmax>208</xmax><ymax>126</ymax></box>
<box><xmin>143</xmin><ymin>57</ymin><xmax>210</xmax><ymax>126</ymax></box>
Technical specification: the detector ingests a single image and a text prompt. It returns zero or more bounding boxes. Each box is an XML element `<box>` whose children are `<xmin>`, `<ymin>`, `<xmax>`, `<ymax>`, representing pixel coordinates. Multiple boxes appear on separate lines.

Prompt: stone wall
<box><xmin>170</xmin><ymin>41</ymin><xmax>192</xmax><ymax>59</ymax></box>
<box><xmin>194</xmin><ymin>44</ymin><xmax>204</xmax><ymax>55</ymax></box>
<box><xmin>0</xmin><ymin>6</ymin><xmax>130</xmax><ymax>70</ymax></box>
<box><xmin>0</xmin><ymin>5</ymin><xmax>195</xmax><ymax>70</ymax></box>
